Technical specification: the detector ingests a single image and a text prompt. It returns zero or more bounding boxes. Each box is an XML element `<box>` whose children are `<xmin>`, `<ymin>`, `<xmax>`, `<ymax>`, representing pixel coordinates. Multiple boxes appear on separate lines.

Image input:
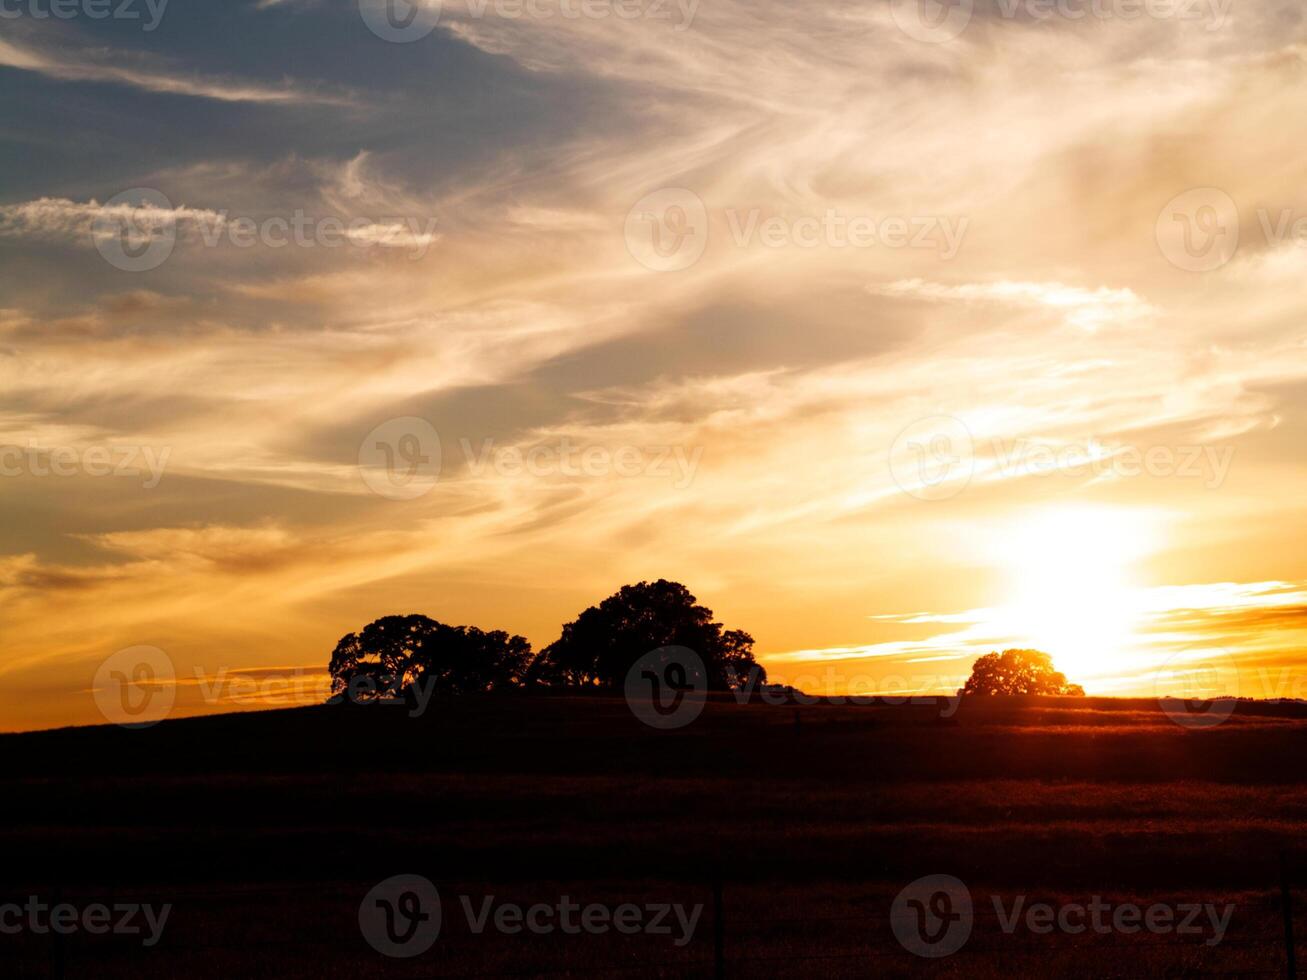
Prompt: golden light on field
<box><xmin>994</xmin><ymin>506</ymin><xmax>1156</xmax><ymax>682</ymax></box>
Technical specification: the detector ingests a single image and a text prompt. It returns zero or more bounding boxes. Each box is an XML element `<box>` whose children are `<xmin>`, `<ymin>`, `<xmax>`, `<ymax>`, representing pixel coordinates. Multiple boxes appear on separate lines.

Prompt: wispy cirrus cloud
<box><xmin>868</xmin><ymin>278</ymin><xmax>1157</xmax><ymax>331</ymax></box>
<box><xmin>0</xmin><ymin>34</ymin><xmax>354</xmax><ymax>105</ymax></box>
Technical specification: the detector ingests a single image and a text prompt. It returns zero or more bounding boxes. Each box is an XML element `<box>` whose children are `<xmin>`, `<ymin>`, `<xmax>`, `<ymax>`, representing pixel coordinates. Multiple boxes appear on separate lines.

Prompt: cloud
<box><xmin>868</xmin><ymin>279</ymin><xmax>1157</xmax><ymax>331</ymax></box>
<box><xmin>0</xmin><ymin>35</ymin><xmax>354</xmax><ymax>106</ymax></box>
<box><xmin>0</xmin><ymin>195</ymin><xmax>436</xmax><ymax>253</ymax></box>
<box><xmin>0</xmin><ymin>196</ymin><xmax>223</xmax><ymax>243</ymax></box>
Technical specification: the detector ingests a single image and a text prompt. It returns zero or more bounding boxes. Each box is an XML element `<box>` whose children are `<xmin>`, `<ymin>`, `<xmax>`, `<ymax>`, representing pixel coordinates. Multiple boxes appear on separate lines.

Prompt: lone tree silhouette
<box><xmin>527</xmin><ymin>579</ymin><xmax>765</xmax><ymax>690</ymax></box>
<box><xmin>329</xmin><ymin>614</ymin><xmax>532</xmax><ymax>701</ymax></box>
<box><xmin>959</xmin><ymin>648</ymin><xmax>1085</xmax><ymax>696</ymax></box>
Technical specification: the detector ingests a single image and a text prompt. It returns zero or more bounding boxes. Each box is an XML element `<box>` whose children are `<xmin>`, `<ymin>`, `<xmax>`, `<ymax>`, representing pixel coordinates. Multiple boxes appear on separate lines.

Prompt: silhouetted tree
<box><xmin>959</xmin><ymin>648</ymin><xmax>1085</xmax><ymax>696</ymax></box>
<box><xmin>328</xmin><ymin>614</ymin><xmax>532</xmax><ymax>701</ymax></box>
<box><xmin>527</xmin><ymin>580</ymin><xmax>766</xmax><ymax>690</ymax></box>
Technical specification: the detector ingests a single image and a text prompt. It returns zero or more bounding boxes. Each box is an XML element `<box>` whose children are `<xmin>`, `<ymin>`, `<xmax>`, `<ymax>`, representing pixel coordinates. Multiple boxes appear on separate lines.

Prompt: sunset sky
<box><xmin>3</xmin><ymin>0</ymin><xmax>1307</xmax><ymax>731</ymax></box>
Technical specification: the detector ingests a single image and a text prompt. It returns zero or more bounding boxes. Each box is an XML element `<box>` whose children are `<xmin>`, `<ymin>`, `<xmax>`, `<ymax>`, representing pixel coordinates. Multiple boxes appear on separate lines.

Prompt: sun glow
<box><xmin>994</xmin><ymin>506</ymin><xmax>1157</xmax><ymax>683</ymax></box>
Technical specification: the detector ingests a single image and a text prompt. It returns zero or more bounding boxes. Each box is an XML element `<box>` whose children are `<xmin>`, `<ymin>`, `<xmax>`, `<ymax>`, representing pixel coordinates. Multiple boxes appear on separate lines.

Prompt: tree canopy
<box><xmin>959</xmin><ymin>648</ymin><xmax>1085</xmax><ymax>696</ymax></box>
<box><xmin>328</xmin><ymin>614</ymin><xmax>532</xmax><ymax>701</ymax></box>
<box><xmin>526</xmin><ymin>579</ymin><xmax>765</xmax><ymax>690</ymax></box>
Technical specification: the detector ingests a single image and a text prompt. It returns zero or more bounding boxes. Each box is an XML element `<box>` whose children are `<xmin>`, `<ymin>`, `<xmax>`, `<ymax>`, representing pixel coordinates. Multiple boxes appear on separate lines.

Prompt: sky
<box><xmin>3</xmin><ymin>0</ymin><xmax>1307</xmax><ymax>731</ymax></box>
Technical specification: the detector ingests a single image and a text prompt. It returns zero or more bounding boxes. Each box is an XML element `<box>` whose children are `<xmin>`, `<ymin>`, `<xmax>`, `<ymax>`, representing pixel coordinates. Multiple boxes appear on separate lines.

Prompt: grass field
<box><xmin>4</xmin><ymin>693</ymin><xmax>1306</xmax><ymax>977</ymax></box>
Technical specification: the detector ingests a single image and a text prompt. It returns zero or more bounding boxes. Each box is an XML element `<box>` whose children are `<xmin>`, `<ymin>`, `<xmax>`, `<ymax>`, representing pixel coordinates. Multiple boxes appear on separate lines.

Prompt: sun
<box><xmin>994</xmin><ymin>506</ymin><xmax>1156</xmax><ymax>683</ymax></box>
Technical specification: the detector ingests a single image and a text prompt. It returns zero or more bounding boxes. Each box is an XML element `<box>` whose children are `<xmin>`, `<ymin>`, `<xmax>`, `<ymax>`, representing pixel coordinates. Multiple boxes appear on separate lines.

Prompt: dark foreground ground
<box><xmin>4</xmin><ymin>693</ymin><xmax>1307</xmax><ymax>977</ymax></box>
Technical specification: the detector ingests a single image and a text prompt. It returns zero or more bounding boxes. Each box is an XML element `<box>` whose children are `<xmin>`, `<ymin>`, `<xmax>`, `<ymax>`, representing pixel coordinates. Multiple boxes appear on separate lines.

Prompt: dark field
<box><xmin>4</xmin><ymin>694</ymin><xmax>1307</xmax><ymax>977</ymax></box>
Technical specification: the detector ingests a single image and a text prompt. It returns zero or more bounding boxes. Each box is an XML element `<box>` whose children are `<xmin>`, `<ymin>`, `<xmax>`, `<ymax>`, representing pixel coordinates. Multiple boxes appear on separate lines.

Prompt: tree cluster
<box><xmin>327</xmin><ymin>579</ymin><xmax>766</xmax><ymax>700</ymax></box>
